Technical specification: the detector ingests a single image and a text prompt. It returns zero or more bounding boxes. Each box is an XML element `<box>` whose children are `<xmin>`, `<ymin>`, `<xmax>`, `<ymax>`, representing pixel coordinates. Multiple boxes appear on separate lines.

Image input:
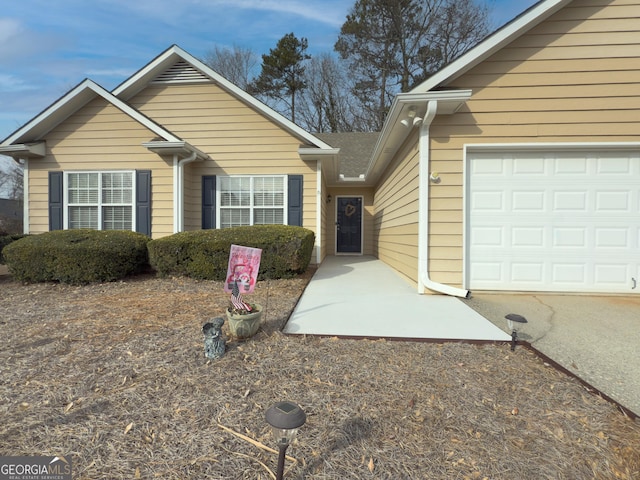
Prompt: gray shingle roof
<box><xmin>314</xmin><ymin>132</ymin><xmax>380</xmax><ymax>178</ymax></box>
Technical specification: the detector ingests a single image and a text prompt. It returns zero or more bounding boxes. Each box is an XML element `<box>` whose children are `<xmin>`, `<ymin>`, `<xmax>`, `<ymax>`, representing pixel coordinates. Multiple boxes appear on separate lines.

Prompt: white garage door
<box><xmin>467</xmin><ymin>149</ymin><xmax>640</xmax><ymax>294</ymax></box>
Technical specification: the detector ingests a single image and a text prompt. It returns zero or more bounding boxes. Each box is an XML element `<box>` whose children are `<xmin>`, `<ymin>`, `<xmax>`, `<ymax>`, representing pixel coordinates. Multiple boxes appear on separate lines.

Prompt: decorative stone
<box><xmin>203</xmin><ymin>317</ymin><xmax>226</xmax><ymax>360</ymax></box>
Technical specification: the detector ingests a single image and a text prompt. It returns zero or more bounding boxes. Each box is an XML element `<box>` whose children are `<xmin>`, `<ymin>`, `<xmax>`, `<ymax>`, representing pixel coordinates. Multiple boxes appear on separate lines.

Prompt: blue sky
<box><xmin>0</xmin><ymin>0</ymin><xmax>538</xmax><ymax>143</ymax></box>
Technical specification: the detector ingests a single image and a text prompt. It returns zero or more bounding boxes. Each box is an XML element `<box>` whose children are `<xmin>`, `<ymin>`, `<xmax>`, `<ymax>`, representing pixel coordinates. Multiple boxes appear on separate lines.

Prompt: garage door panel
<box><xmin>468</xmin><ymin>150</ymin><xmax>639</xmax><ymax>293</ymax></box>
<box><xmin>513</xmin><ymin>191</ymin><xmax>545</xmax><ymax>211</ymax></box>
<box><xmin>597</xmin><ymin>156</ymin><xmax>632</xmax><ymax>174</ymax></box>
<box><xmin>596</xmin><ymin>191</ymin><xmax>631</xmax><ymax>212</ymax></box>
<box><xmin>553</xmin><ymin>227</ymin><xmax>587</xmax><ymax>247</ymax></box>
<box><xmin>513</xmin><ymin>156</ymin><xmax>545</xmax><ymax>174</ymax></box>
<box><xmin>554</xmin><ymin>191</ymin><xmax>587</xmax><ymax>210</ymax></box>
<box><xmin>472</xmin><ymin>191</ymin><xmax>505</xmax><ymax>211</ymax></box>
<box><xmin>555</xmin><ymin>156</ymin><xmax>588</xmax><ymax>174</ymax></box>
<box><xmin>513</xmin><ymin>227</ymin><xmax>544</xmax><ymax>247</ymax></box>
<box><xmin>595</xmin><ymin>228</ymin><xmax>630</xmax><ymax>248</ymax></box>
<box><xmin>511</xmin><ymin>262</ymin><xmax>544</xmax><ymax>283</ymax></box>
<box><xmin>553</xmin><ymin>263</ymin><xmax>587</xmax><ymax>284</ymax></box>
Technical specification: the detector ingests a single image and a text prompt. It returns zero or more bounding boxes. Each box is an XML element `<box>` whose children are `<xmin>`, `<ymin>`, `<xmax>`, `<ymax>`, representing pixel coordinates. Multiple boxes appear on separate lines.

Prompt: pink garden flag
<box><xmin>224</xmin><ymin>244</ymin><xmax>262</xmax><ymax>294</ymax></box>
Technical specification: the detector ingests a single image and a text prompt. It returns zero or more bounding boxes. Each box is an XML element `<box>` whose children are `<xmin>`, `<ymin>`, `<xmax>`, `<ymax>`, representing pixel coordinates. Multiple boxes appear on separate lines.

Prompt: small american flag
<box><xmin>230</xmin><ymin>280</ymin><xmax>252</xmax><ymax>311</ymax></box>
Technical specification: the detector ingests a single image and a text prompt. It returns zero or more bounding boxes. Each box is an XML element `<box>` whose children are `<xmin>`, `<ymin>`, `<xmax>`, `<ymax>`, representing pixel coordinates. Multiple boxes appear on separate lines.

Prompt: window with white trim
<box><xmin>66</xmin><ymin>171</ymin><xmax>134</xmax><ymax>230</ymax></box>
<box><xmin>219</xmin><ymin>176</ymin><xmax>286</xmax><ymax>228</ymax></box>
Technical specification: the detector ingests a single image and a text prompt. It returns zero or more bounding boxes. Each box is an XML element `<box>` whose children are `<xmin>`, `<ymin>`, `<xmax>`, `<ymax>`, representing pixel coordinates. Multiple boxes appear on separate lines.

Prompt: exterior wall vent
<box><xmin>152</xmin><ymin>60</ymin><xmax>211</xmax><ymax>84</ymax></box>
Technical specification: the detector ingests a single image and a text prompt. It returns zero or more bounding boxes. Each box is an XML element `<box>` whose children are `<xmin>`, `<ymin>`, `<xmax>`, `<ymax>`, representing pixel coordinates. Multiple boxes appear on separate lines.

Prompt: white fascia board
<box><xmin>412</xmin><ymin>0</ymin><xmax>571</xmax><ymax>92</ymax></box>
<box><xmin>0</xmin><ymin>142</ymin><xmax>45</xmax><ymax>158</ymax></box>
<box><xmin>298</xmin><ymin>147</ymin><xmax>340</xmax><ymax>157</ymax></box>
<box><xmin>299</xmin><ymin>147</ymin><xmax>340</xmax><ymax>184</ymax></box>
<box><xmin>114</xmin><ymin>45</ymin><xmax>335</xmax><ymax>151</ymax></box>
<box><xmin>142</xmin><ymin>140</ymin><xmax>209</xmax><ymax>160</ymax></box>
<box><xmin>2</xmin><ymin>79</ymin><xmax>181</xmax><ymax>146</ymax></box>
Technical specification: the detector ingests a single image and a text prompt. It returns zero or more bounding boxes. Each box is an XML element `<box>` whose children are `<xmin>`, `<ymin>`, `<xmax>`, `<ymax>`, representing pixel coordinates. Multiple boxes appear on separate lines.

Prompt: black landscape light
<box><xmin>265</xmin><ymin>401</ymin><xmax>306</xmax><ymax>480</ymax></box>
<box><xmin>505</xmin><ymin>313</ymin><xmax>528</xmax><ymax>351</ymax></box>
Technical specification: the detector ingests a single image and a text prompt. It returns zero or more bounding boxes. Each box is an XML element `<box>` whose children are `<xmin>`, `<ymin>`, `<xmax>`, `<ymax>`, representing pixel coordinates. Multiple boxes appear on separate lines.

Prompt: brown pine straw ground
<box><xmin>1</xmin><ymin>266</ymin><xmax>639</xmax><ymax>480</ymax></box>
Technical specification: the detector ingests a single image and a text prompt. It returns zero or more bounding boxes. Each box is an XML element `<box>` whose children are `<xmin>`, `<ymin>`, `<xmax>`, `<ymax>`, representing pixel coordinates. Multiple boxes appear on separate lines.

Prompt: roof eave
<box><xmin>142</xmin><ymin>140</ymin><xmax>209</xmax><ymax>160</ymax></box>
<box><xmin>2</xmin><ymin>79</ymin><xmax>100</xmax><ymax>145</ymax></box>
<box><xmin>1</xmin><ymin>79</ymin><xmax>182</xmax><ymax>147</ymax></box>
<box><xmin>0</xmin><ymin>142</ymin><xmax>46</xmax><ymax>159</ymax></box>
<box><xmin>364</xmin><ymin>90</ymin><xmax>472</xmax><ymax>185</ymax></box>
<box><xmin>299</xmin><ymin>147</ymin><xmax>341</xmax><ymax>185</ymax></box>
<box><xmin>413</xmin><ymin>0</ymin><xmax>571</xmax><ymax>92</ymax></box>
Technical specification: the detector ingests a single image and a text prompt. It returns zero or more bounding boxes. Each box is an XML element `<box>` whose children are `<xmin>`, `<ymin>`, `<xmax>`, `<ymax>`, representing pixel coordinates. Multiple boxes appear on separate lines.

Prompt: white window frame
<box><xmin>63</xmin><ymin>170</ymin><xmax>136</xmax><ymax>231</ymax></box>
<box><xmin>216</xmin><ymin>175</ymin><xmax>288</xmax><ymax>229</ymax></box>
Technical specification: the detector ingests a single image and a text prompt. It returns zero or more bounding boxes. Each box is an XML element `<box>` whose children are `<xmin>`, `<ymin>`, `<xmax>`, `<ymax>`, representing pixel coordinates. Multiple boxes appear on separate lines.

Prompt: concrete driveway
<box><xmin>461</xmin><ymin>293</ymin><xmax>640</xmax><ymax>417</ymax></box>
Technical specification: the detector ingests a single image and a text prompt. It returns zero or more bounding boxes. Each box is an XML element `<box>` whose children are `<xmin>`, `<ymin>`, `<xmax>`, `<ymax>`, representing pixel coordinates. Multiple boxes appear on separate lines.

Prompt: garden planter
<box><xmin>226</xmin><ymin>303</ymin><xmax>263</xmax><ymax>339</ymax></box>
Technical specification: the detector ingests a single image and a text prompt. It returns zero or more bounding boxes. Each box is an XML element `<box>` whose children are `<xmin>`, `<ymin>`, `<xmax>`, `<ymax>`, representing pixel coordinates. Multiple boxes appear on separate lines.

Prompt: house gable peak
<box><xmin>151</xmin><ymin>59</ymin><xmax>211</xmax><ymax>85</ymax></box>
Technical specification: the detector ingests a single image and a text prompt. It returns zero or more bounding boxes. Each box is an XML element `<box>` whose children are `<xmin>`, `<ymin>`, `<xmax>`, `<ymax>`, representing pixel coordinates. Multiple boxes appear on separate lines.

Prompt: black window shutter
<box><xmin>136</xmin><ymin>170</ymin><xmax>151</xmax><ymax>236</ymax></box>
<box><xmin>287</xmin><ymin>175</ymin><xmax>303</xmax><ymax>227</ymax></box>
<box><xmin>202</xmin><ymin>175</ymin><xmax>216</xmax><ymax>229</ymax></box>
<box><xmin>48</xmin><ymin>171</ymin><xmax>63</xmax><ymax>231</ymax></box>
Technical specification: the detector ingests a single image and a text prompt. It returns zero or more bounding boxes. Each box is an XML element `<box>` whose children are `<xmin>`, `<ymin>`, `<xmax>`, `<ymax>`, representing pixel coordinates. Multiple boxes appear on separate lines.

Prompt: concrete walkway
<box><xmin>285</xmin><ymin>256</ymin><xmax>640</xmax><ymax>418</ymax></box>
<box><xmin>284</xmin><ymin>256</ymin><xmax>510</xmax><ymax>342</ymax></box>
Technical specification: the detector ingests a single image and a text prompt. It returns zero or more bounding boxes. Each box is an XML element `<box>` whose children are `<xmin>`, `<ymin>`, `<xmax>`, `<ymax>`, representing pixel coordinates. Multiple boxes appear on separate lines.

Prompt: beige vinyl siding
<box><xmin>373</xmin><ymin>133</ymin><xmax>420</xmax><ymax>286</ymax></box>
<box><xmin>425</xmin><ymin>0</ymin><xmax>640</xmax><ymax>287</ymax></box>
<box><xmin>325</xmin><ymin>186</ymin><xmax>375</xmax><ymax>256</ymax></box>
<box><xmin>27</xmin><ymin>98</ymin><xmax>172</xmax><ymax>237</ymax></box>
<box><xmin>129</xmin><ymin>82</ymin><xmax>320</xmax><ymax>258</ymax></box>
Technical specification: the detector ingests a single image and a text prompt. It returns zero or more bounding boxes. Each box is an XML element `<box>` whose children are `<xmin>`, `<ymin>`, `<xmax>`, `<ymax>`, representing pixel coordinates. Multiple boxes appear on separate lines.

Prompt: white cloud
<box><xmin>214</xmin><ymin>0</ymin><xmax>348</xmax><ymax>27</ymax></box>
<box><xmin>0</xmin><ymin>18</ymin><xmax>22</xmax><ymax>40</ymax></box>
<box><xmin>0</xmin><ymin>74</ymin><xmax>33</xmax><ymax>93</ymax></box>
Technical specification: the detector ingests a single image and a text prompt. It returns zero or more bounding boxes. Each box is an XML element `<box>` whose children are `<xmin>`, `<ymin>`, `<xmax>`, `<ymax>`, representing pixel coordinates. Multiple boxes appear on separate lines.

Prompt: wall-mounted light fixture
<box><xmin>400</xmin><ymin>106</ymin><xmax>422</xmax><ymax>128</ymax></box>
<box><xmin>326</xmin><ymin>194</ymin><xmax>332</xmax><ymax>204</ymax></box>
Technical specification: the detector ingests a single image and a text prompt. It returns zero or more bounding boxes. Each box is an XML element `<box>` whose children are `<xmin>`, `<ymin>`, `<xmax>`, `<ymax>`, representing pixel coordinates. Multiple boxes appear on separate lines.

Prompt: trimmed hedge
<box><xmin>3</xmin><ymin>230</ymin><xmax>150</xmax><ymax>284</ymax></box>
<box><xmin>148</xmin><ymin>225</ymin><xmax>315</xmax><ymax>280</ymax></box>
<box><xmin>0</xmin><ymin>234</ymin><xmax>27</xmax><ymax>264</ymax></box>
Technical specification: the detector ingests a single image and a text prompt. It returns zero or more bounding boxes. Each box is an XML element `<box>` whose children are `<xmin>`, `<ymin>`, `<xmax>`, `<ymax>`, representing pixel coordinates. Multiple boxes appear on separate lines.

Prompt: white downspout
<box><xmin>418</xmin><ymin>101</ymin><xmax>469</xmax><ymax>298</ymax></box>
<box><xmin>21</xmin><ymin>158</ymin><xmax>29</xmax><ymax>234</ymax></box>
<box><xmin>172</xmin><ymin>155</ymin><xmax>180</xmax><ymax>233</ymax></box>
<box><xmin>316</xmin><ymin>161</ymin><xmax>322</xmax><ymax>265</ymax></box>
<box><xmin>174</xmin><ymin>151</ymin><xmax>198</xmax><ymax>233</ymax></box>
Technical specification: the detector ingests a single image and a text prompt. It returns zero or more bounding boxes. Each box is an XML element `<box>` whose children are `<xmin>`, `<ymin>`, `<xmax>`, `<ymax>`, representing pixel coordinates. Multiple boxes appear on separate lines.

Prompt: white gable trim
<box><xmin>2</xmin><ymin>79</ymin><xmax>181</xmax><ymax>146</ymax></box>
<box><xmin>113</xmin><ymin>45</ymin><xmax>334</xmax><ymax>151</ymax></box>
<box><xmin>412</xmin><ymin>0</ymin><xmax>572</xmax><ymax>92</ymax></box>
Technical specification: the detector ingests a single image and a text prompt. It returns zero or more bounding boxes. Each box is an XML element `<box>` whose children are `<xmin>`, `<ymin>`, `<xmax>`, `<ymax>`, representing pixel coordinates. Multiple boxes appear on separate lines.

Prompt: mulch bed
<box><xmin>1</xmin><ymin>269</ymin><xmax>639</xmax><ymax>479</ymax></box>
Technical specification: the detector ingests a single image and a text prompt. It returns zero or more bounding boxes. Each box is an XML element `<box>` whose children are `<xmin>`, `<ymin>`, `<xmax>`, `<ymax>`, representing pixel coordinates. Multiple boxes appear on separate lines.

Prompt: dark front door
<box><xmin>336</xmin><ymin>197</ymin><xmax>362</xmax><ymax>254</ymax></box>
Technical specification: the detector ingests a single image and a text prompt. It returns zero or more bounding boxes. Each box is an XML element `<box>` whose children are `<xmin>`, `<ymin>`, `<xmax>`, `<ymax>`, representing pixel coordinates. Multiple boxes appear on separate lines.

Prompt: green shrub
<box><xmin>3</xmin><ymin>230</ymin><xmax>150</xmax><ymax>284</ymax></box>
<box><xmin>0</xmin><ymin>234</ymin><xmax>27</xmax><ymax>264</ymax></box>
<box><xmin>148</xmin><ymin>225</ymin><xmax>315</xmax><ymax>280</ymax></box>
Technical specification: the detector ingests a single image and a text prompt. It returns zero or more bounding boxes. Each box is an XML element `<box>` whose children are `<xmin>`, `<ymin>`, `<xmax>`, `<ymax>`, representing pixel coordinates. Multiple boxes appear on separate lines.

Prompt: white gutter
<box><xmin>175</xmin><ymin>150</ymin><xmax>198</xmax><ymax>232</ymax></box>
<box><xmin>418</xmin><ymin>100</ymin><xmax>469</xmax><ymax>298</ymax></box>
